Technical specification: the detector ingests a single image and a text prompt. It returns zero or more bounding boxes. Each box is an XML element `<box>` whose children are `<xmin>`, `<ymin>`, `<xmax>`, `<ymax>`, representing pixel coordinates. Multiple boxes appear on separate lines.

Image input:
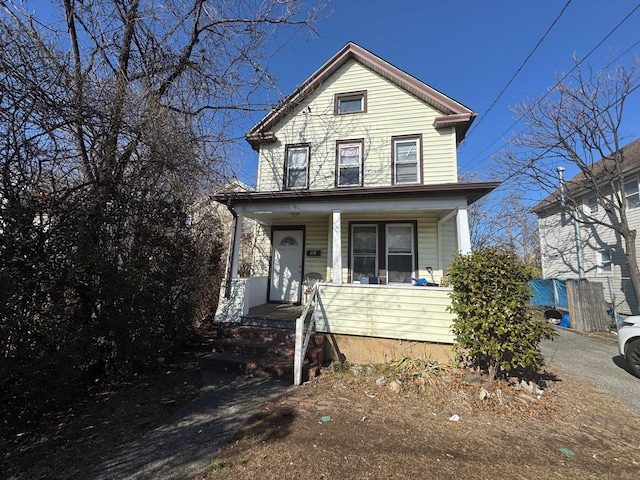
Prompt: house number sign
<box><xmin>306</xmin><ymin>250</ymin><xmax>321</xmax><ymax>257</ymax></box>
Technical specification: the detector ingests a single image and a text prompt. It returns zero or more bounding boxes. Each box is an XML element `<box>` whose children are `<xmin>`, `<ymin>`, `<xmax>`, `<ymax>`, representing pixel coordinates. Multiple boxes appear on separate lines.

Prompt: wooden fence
<box><xmin>567</xmin><ymin>280</ymin><xmax>609</xmax><ymax>332</ymax></box>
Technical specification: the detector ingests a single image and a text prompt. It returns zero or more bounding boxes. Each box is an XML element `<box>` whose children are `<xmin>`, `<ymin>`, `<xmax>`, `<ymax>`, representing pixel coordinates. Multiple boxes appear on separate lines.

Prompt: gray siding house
<box><xmin>533</xmin><ymin>138</ymin><xmax>640</xmax><ymax>315</ymax></box>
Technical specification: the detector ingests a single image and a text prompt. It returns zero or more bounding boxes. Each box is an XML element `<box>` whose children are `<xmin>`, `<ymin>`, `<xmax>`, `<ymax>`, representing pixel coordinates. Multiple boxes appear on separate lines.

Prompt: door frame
<box><xmin>268</xmin><ymin>225</ymin><xmax>306</xmax><ymax>304</ymax></box>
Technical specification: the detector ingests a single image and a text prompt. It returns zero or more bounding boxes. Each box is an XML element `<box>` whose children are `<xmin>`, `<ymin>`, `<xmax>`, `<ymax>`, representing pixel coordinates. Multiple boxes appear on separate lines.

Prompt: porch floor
<box><xmin>246</xmin><ymin>303</ymin><xmax>306</xmax><ymax>322</ymax></box>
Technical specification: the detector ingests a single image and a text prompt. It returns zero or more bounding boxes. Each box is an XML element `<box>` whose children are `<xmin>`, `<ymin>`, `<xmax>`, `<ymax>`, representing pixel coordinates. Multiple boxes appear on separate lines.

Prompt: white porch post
<box><xmin>332</xmin><ymin>211</ymin><xmax>343</xmax><ymax>284</ymax></box>
<box><xmin>456</xmin><ymin>207</ymin><xmax>472</xmax><ymax>255</ymax></box>
<box><xmin>230</xmin><ymin>212</ymin><xmax>243</xmax><ymax>278</ymax></box>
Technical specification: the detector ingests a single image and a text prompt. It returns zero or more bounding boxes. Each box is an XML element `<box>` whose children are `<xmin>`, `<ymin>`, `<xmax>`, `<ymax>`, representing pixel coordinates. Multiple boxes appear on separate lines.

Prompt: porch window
<box><xmin>624</xmin><ymin>177</ymin><xmax>640</xmax><ymax>209</ymax></box>
<box><xmin>352</xmin><ymin>225</ymin><xmax>378</xmax><ymax>281</ymax></box>
<box><xmin>350</xmin><ymin>221</ymin><xmax>417</xmax><ymax>284</ymax></box>
<box><xmin>285</xmin><ymin>144</ymin><xmax>310</xmax><ymax>190</ymax></box>
<box><xmin>392</xmin><ymin>135</ymin><xmax>421</xmax><ymax>184</ymax></box>
<box><xmin>335</xmin><ymin>91</ymin><xmax>367</xmax><ymax>115</ymax></box>
<box><xmin>386</xmin><ymin>224</ymin><xmax>414</xmax><ymax>283</ymax></box>
<box><xmin>337</xmin><ymin>140</ymin><xmax>363</xmax><ymax>187</ymax></box>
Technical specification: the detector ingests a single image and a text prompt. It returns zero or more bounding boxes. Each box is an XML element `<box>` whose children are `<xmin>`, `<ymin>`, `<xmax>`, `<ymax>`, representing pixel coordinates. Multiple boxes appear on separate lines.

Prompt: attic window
<box><xmin>335</xmin><ymin>91</ymin><xmax>367</xmax><ymax>115</ymax></box>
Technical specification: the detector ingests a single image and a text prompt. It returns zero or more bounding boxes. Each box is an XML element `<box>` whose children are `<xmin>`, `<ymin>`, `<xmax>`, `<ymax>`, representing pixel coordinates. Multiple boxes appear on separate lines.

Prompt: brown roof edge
<box><xmin>211</xmin><ymin>181</ymin><xmax>499</xmax><ymax>207</ymax></box>
<box><xmin>532</xmin><ymin>137</ymin><xmax>640</xmax><ymax>213</ymax></box>
<box><xmin>246</xmin><ymin>42</ymin><xmax>476</xmax><ymax>143</ymax></box>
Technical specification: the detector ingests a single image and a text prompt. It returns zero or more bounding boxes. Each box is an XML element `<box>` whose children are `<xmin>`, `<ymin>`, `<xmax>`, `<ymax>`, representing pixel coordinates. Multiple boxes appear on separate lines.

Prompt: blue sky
<box><xmin>237</xmin><ymin>0</ymin><xmax>640</xmax><ymax>198</ymax></box>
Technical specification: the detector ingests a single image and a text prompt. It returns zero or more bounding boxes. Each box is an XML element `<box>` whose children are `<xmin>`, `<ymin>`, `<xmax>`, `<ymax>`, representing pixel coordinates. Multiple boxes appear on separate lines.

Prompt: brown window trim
<box><xmin>335</xmin><ymin>138</ymin><xmax>365</xmax><ymax>187</ymax></box>
<box><xmin>347</xmin><ymin>220</ymin><xmax>418</xmax><ymax>284</ymax></box>
<box><xmin>283</xmin><ymin>143</ymin><xmax>311</xmax><ymax>190</ymax></box>
<box><xmin>334</xmin><ymin>90</ymin><xmax>368</xmax><ymax>115</ymax></box>
<box><xmin>391</xmin><ymin>134</ymin><xmax>423</xmax><ymax>185</ymax></box>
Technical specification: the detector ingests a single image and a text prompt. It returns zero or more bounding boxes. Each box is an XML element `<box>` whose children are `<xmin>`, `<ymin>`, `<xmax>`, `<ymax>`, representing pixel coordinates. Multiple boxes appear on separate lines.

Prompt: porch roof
<box><xmin>211</xmin><ymin>182</ymin><xmax>499</xmax><ymax>210</ymax></box>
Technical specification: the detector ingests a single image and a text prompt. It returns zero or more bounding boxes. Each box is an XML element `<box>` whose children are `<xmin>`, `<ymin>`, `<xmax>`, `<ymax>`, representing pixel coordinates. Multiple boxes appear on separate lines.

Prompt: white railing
<box><xmin>294</xmin><ymin>283</ymin><xmax>321</xmax><ymax>386</ymax></box>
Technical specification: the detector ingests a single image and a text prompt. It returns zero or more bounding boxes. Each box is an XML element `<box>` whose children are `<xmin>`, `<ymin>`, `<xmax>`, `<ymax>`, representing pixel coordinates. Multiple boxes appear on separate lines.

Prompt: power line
<box><xmin>461</xmin><ymin>2</ymin><xmax>640</xmax><ymax>176</ymax></box>
<box><xmin>465</xmin><ymin>0</ymin><xmax>573</xmax><ymax>139</ymax></box>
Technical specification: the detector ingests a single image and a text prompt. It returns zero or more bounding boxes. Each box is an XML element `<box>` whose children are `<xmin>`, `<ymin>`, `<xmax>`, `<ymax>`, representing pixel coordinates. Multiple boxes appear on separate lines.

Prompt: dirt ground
<box><xmin>3</xmin><ymin>342</ymin><xmax>640</xmax><ymax>480</ymax></box>
<box><xmin>197</xmin><ymin>364</ymin><xmax>640</xmax><ymax>480</ymax></box>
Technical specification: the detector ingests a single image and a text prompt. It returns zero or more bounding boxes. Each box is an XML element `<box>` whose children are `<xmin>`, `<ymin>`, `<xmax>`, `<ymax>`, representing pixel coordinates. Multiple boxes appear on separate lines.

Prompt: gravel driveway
<box><xmin>540</xmin><ymin>327</ymin><xmax>640</xmax><ymax>417</ymax></box>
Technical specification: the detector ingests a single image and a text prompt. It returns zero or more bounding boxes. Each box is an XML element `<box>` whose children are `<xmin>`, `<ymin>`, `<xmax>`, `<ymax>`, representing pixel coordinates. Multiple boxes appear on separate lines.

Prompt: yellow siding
<box><xmin>257</xmin><ymin>59</ymin><xmax>457</xmax><ymax>192</ymax></box>
<box><xmin>314</xmin><ymin>284</ymin><xmax>455</xmax><ymax>343</ymax></box>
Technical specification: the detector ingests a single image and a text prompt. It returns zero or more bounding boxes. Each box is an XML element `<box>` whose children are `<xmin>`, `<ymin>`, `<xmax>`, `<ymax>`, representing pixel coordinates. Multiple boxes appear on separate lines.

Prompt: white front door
<box><xmin>270</xmin><ymin>229</ymin><xmax>304</xmax><ymax>303</ymax></box>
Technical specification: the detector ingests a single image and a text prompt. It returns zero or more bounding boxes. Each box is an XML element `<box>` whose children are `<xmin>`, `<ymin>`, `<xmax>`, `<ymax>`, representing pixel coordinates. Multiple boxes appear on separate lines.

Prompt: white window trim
<box><xmin>624</xmin><ymin>176</ymin><xmax>640</xmax><ymax>210</ymax></box>
<box><xmin>585</xmin><ymin>196</ymin><xmax>598</xmax><ymax>215</ymax></box>
<box><xmin>596</xmin><ymin>249</ymin><xmax>612</xmax><ymax>274</ymax></box>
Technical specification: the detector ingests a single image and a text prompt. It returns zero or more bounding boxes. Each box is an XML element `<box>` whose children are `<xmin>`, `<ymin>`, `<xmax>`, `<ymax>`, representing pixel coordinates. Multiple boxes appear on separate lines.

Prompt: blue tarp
<box><xmin>530</xmin><ymin>279</ymin><xmax>569</xmax><ymax>309</ymax></box>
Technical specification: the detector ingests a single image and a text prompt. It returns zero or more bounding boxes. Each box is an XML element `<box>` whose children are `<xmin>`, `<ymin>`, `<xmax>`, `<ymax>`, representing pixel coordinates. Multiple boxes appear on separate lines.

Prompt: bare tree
<box><xmin>0</xmin><ymin>0</ymin><xmax>327</xmax><ymax>419</ymax></box>
<box><xmin>495</xmin><ymin>57</ymin><xmax>640</xmax><ymax>300</ymax></box>
<box><xmin>461</xmin><ymin>174</ymin><xmax>540</xmax><ymax>268</ymax></box>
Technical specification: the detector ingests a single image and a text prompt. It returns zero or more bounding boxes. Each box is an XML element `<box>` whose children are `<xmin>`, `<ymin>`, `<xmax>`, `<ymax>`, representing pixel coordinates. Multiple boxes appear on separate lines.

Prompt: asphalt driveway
<box><xmin>540</xmin><ymin>327</ymin><xmax>640</xmax><ymax>417</ymax></box>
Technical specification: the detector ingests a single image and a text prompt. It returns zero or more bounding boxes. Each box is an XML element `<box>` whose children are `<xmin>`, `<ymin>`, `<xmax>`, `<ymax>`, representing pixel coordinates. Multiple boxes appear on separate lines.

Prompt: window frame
<box><xmin>624</xmin><ymin>177</ymin><xmax>640</xmax><ymax>210</ymax></box>
<box><xmin>349</xmin><ymin>220</ymin><xmax>418</xmax><ymax>284</ymax></box>
<box><xmin>596</xmin><ymin>249</ymin><xmax>612</xmax><ymax>274</ymax></box>
<box><xmin>284</xmin><ymin>143</ymin><xmax>310</xmax><ymax>190</ymax></box>
<box><xmin>585</xmin><ymin>196</ymin><xmax>598</xmax><ymax>215</ymax></box>
<box><xmin>391</xmin><ymin>134</ymin><xmax>423</xmax><ymax>185</ymax></box>
<box><xmin>334</xmin><ymin>90</ymin><xmax>367</xmax><ymax>115</ymax></box>
<box><xmin>336</xmin><ymin>139</ymin><xmax>364</xmax><ymax>187</ymax></box>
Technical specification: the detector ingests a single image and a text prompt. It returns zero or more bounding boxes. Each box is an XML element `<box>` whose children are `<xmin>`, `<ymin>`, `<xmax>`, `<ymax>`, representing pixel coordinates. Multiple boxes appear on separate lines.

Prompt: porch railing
<box><xmin>294</xmin><ymin>283</ymin><xmax>321</xmax><ymax>386</ymax></box>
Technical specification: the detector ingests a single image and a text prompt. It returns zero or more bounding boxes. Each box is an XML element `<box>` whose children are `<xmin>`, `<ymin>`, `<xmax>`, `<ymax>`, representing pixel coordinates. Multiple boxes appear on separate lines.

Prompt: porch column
<box><xmin>332</xmin><ymin>210</ymin><xmax>342</xmax><ymax>284</ymax></box>
<box><xmin>230</xmin><ymin>212</ymin><xmax>243</xmax><ymax>278</ymax></box>
<box><xmin>456</xmin><ymin>207</ymin><xmax>472</xmax><ymax>255</ymax></box>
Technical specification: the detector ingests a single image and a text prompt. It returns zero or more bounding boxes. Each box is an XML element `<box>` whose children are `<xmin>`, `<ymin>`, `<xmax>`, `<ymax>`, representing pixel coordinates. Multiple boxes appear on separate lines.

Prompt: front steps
<box><xmin>200</xmin><ymin>322</ymin><xmax>326</xmax><ymax>383</ymax></box>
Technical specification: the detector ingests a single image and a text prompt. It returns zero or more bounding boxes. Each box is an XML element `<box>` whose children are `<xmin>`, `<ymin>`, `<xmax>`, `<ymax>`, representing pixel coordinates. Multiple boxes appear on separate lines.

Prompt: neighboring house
<box><xmin>212</xmin><ymin>42</ymin><xmax>498</xmax><ymax>362</ymax></box>
<box><xmin>533</xmin><ymin>138</ymin><xmax>640</xmax><ymax>315</ymax></box>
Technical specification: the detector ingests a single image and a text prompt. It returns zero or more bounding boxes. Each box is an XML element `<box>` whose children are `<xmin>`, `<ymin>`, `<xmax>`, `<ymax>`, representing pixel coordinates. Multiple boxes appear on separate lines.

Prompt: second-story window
<box><xmin>285</xmin><ymin>144</ymin><xmax>310</xmax><ymax>190</ymax></box>
<box><xmin>586</xmin><ymin>196</ymin><xmax>598</xmax><ymax>214</ymax></box>
<box><xmin>335</xmin><ymin>91</ymin><xmax>367</xmax><ymax>115</ymax></box>
<box><xmin>392</xmin><ymin>135</ymin><xmax>422</xmax><ymax>184</ymax></box>
<box><xmin>337</xmin><ymin>140</ymin><xmax>363</xmax><ymax>187</ymax></box>
<box><xmin>625</xmin><ymin>177</ymin><xmax>640</xmax><ymax>209</ymax></box>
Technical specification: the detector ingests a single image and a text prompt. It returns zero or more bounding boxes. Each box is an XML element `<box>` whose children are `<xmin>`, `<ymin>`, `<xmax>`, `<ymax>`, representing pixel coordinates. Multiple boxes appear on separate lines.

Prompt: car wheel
<box><xmin>625</xmin><ymin>338</ymin><xmax>640</xmax><ymax>378</ymax></box>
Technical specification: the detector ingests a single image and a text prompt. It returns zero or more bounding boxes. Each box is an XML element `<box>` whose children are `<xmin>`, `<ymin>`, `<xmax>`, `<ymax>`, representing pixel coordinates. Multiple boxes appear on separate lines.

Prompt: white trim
<box><xmin>230</xmin><ymin>213</ymin><xmax>243</xmax><ymax>278</ymax></box>
<box><xmin>456</xmin><ymin>207</ymin><xmax>471</xmax><ymax>254</ymax></box>
<box><xmin>233</xmin><ymin>197</ymin><xmax>469</xmax><ymax>215</ymax></box>
<box><xmin>332</xmin><ymin>211</ymin><xmax>343</xmax><ymax>284</ymax></box>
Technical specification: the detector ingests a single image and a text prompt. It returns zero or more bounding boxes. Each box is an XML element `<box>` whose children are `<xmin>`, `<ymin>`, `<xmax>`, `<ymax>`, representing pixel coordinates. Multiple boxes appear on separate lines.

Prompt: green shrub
<box><xmin>447</xmin><ymin>247</ymin><xmax>555</xmax><ymax>379</ymax></box>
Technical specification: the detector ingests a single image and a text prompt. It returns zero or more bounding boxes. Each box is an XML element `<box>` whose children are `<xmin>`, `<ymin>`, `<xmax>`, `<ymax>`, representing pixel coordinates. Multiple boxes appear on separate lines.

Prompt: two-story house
<box><xmin>534</xmin><ymin>137</ymin><xmax>640</xmax><ymax>315</ymax></box>
<box><xmin>212</xmin><ymin>42</ymin><xmax>498</xmax><ymax>362</ymax></box>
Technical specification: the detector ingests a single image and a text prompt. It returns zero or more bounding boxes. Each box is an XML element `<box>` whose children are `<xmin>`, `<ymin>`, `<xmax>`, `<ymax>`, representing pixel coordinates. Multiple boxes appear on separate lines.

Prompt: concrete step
<box><xmin>200</xmin><ymin>352</ymin><xmax>302</xmax><ymax>382</ymax></box>
<box><xmin>217</xmin><ymin>325</ymin><xmax>297</xmax><ymax>344</ymax></box>
<box><xmin>212</xmin><ymin>337</ymin><xmax>294</xmax><ymax>358</ymax></box>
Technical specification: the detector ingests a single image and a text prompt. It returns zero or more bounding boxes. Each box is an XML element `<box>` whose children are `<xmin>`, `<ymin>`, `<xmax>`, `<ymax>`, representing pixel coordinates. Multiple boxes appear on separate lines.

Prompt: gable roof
<box><xmin>533</xmin><ymin>137</ymin><xmax>640</xmax><ymax>214</ymax></box>
<box><xmin>246</xmin><ymin>42</ymin><xmax>477</xmax><ymax>150</ymax></box>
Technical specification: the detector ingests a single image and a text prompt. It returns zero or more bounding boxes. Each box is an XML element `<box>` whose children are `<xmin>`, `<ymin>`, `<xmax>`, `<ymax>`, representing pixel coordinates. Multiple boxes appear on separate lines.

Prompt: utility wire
<box><xmin>460</xmin><ymin>2</ymin><xmax>640</xmax><ymax>176</ymax></box>
<box><xmin>465</xmin><ymin>0</ymin><xmax>573</xmax><ymax>139</ymax></box>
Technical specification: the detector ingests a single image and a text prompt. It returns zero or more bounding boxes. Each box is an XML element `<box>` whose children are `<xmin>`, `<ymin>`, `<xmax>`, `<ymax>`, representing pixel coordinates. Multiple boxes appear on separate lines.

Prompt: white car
<box><xmin>618</xmin><ymin>315</ymin><xmax>640</xmax><ymax>377</ymax></box>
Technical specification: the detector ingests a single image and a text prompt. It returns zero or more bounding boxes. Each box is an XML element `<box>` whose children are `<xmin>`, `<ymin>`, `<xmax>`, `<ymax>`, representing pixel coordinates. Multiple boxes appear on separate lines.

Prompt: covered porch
<box><xmin>212</xmin><ymin>183</ymin><xmax>497</xmax><ymax>348</ymax></box>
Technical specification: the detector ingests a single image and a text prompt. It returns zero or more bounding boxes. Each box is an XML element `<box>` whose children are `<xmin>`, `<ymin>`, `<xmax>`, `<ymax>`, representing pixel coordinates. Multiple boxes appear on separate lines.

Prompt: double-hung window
<box><xmin>337</xmin><ymin>140</ymin><xmax>363</xmax><ymax>187</ymax></box>
<box><xmin>624</xmin><ymin>177</ymin><xmax>640</xmax><ymax>209</ymax></box>
<box><xmin>585</xmin><ymin>196</ymin><xmax>598</xmax><ymax>214</ymax></box>
<box><xmin>392</xmin><ymin>135</ymin><xmax>421</xmax><ymax>184</ymax></box>
<box><xmin>335</xmin><ymin>91</ymin><xmax>367</xmax><ymax>115</ymax></box>
<box><xmin>386</xmin><ymin>224</ymin><xmax>414</xmax><ymax>283</ymax></box>
<box><xmin>285</xmin><ymin>144</ymin><xmax>310</xmax><ymax>190</ymax></box>
<box><xmin>596</xmin><ymin>250</ymin><xmax>612</xmax><ymax>274</ymax></box>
